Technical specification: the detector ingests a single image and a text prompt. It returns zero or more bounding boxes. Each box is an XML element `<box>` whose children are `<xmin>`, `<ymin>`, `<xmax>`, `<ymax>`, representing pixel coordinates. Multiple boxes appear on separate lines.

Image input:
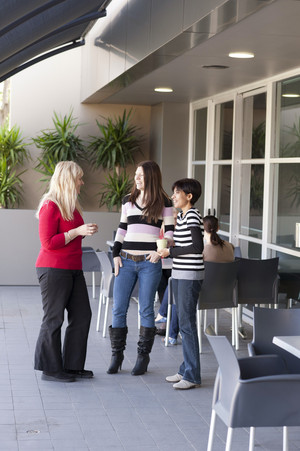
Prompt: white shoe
<box><xmin>173</xmin><ymin>379</ymin><xmax>201</xmax><ymax>390</ymax></box>
<box><xmin>165</xmin><ymin>373</ymin><xmax>182</xmax><ymax>383</ymax></box>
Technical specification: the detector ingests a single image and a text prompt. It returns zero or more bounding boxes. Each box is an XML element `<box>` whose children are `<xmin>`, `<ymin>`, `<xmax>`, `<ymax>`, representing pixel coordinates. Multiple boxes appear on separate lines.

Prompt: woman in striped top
<box><xmin>108</xmin><ymin>161</ymin><xmax>174</xmax><ymax>376</ymax></box>
<box><xmin>158</xmin><ymin>178</ymin><xmax>204</xmax><ymax>389</ymax></box>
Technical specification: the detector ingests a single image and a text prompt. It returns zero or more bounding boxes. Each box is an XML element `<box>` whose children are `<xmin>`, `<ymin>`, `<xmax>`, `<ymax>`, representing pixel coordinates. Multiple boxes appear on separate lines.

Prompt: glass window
<box><xmin>276</xmin><ymin>76</ymin><xmax>300</xmax><ymax>158</ymax></box>
<box><xmin>213</xmin><ymin>165</ymin><xmax>231</xmax><ymax>232</ymax></box>
<box><xmin>193</xmin><ymin>164</ymin><xmax>205</xmax><ymax>215</ymax></box>
<box><xmin>271</xmin><ymin>163</ymin><xmax>300</xmax><ymax>250</ymax></box>
<box><xmin>239</xmin><ymin>239</ymin><xmax>262</xmax><ymax>259</ymax></box>
<box><xmin>214</xmin><ymin>101</ymin><xmax>233</xmax><ymax>160</ymax></box>
<box><xmin>242</xmin><ymin>93</ymin><xmax>266</xmax><ymax>159</ymax></box>
<box><xmin>240</xmin><ymin>164</ymin><xmax>264</xmax><ymax>239</ymax></box>
<box><xmin>194</xmin><ymin>108</ymin><xmax>207</xmax><ymax>160</ymax></box>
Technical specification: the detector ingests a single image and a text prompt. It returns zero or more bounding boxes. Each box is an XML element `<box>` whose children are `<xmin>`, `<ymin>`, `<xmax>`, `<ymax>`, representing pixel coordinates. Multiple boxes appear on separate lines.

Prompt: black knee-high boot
<box><xmin>107</xmin><ymin>326</ymin><xmax>128</xmax><ymax>374</ymax></box>
<box><xmin>131</xmin><ymin>326</ymin><xmax>156</xmax><ymax>376</ymax></box>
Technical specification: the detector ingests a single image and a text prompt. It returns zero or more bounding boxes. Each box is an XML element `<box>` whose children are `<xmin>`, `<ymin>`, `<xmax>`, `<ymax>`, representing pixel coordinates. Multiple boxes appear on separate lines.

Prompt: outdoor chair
<box><xmin>237</xmin><ymin>257</ymin><xmax>279</xmax><ymax>307</ymax></box>
<box><xmin>82</xmin><ymin>246</ymin><xmax>101</xmax><ymax>299</ymax></box>
<box><xmin>248</xmin><ymin>307</ymin><xmax>300</xmax><ymax>373</ymax></box>
<box><xmin>96</xmin><ymin>251</ymin><xmax>139</xmax><ymax>336</ymax></box>
<box><xmin>206</xmin><ymin>334</ymin><xmax>300</xmax><ymax>451</ymax></box>
<box><xmin>197</xmin><ymin>260</ymin><xmax>239</xmax><ymax>353</ymax></box>
<box><xmin>164</xmin><ymin>276</ymin><xmax>176</xmax><ymax>347</ymax></box>
<box><xmin>95</xmin><ymin>251</ymin><xmax>115</xmax><ymax>337</ymax></box>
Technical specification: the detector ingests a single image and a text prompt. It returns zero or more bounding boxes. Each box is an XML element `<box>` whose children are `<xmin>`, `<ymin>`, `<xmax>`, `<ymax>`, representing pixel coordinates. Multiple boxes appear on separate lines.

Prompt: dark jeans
<box><xmin>34</xmin><ymin>268</ymin><xmax>92</xmax><ymax>373</ymax></box>
<box><xmin>173</xmin><ymin>278</ymin><xmax>202</xmax><ymax>384</ymax></box>
<box><xmin>158</xmin><ymin>286</ymin><xmax>179</xmax><ymax>339</ymax></box>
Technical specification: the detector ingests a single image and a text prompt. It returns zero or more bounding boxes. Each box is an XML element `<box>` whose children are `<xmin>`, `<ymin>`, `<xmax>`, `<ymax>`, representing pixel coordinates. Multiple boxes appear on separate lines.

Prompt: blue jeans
<box><xmin>112</xmin><ymin>256</ymin><xmax>162</xmax><ymax>328</ymax></box>
<box><xmin>159</xmin><ymin>286</ymin><xmax>179</xmax><ymax>339</ymax></box>
<box><xmin>173</xmin><ymin>278</ymin><xmax>202</xmax><ymax>384</ymax></box>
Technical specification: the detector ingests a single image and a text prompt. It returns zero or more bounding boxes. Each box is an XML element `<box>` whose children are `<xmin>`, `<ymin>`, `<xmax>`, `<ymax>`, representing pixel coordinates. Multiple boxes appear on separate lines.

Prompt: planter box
<box><xmin>0</xmin><ymin>209</ymin><xmax>120</xmax><ymax>285</ymax></box>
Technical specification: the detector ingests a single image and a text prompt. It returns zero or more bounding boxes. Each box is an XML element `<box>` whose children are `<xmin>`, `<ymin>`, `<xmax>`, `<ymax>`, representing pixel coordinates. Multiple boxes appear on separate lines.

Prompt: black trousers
<box><xmin>34</xmin><ymin>268</ymin><xmax>92</xmax><ymax>372</ymax></box>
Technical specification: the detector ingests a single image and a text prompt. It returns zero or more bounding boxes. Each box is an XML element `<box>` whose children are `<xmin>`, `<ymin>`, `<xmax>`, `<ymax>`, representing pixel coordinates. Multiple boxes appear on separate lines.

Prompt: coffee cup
<box><xmin>156</xmin><ymin>238</ymin><xmax>167</xmax><ymax>250</ymax></box>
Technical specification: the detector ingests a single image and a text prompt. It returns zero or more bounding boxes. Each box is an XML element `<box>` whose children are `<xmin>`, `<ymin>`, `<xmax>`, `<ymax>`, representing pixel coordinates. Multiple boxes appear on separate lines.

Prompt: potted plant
<box><xmin>98</xmin><ymin>170</ymin><xmax>133</xmax><ymax>212</ymax></box>
<box><xmin>88</xmin><ymin>109</ymin><xmax>143</xmax><ymax>211</ymax></box>
<box><xmin>0</xmin><ymin>123</ymin><xmax>30</xmax><ymax>208</ymax></box>
<box><xmin>33</xmin><ymin>110</ymin><xmax>86</xmax><ymax>182</ymax></box>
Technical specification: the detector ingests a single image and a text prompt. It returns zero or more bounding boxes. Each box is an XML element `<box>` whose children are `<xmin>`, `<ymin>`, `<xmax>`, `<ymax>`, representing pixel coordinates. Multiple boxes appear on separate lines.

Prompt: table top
<box><xmin>106</xmin><ymin>241</ymin><xmax>173</xmax><ymax>270</ymax></box>
<box><xmin>273</xmin><ymin>335</ymin><xmax>300</xmax><ymax>359</ymax></box>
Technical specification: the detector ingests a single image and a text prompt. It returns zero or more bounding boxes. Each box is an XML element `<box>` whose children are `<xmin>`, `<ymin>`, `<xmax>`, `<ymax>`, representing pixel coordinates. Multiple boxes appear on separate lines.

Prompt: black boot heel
<box><xmin>107</xmin><ymin>353</ymin><xmax>124</xmax><ymax>374</ymax></box>
<box><xmin>107</xmin><ymin>326</ymin><xmax>128</xmax><ymax>375</ymax></box>
<box><xmin>131</xmin><ymin>354</ymin><xmax>150</xmax><ymax>375</ymax></box>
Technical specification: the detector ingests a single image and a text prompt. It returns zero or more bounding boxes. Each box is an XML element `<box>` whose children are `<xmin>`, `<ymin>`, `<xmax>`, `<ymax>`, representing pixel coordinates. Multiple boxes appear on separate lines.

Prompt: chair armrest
<box><xmin>238</xmin><ymin>354</ymin><xmax>288</xmax><ymax>379</ymax></box>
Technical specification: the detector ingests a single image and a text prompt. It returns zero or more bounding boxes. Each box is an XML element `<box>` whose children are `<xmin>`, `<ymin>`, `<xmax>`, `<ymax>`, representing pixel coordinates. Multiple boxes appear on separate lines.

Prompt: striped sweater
<box><xmin>169</xmin><ymin>207</ymin><xmax>204</xmax><ymax>280</ymax></box>
<box><xmin>112</xmin><ymin>194</ymin><xmax>174</xmax><ymax>257</ymax></box>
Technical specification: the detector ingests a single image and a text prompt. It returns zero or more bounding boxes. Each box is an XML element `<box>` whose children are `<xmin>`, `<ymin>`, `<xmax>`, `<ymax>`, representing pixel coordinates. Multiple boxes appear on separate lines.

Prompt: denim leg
<box><xmin>137</xmin><ymin>260</ymin><xmax>162</xmax><ymax>328</ymax></box>
<box><xmin>173</xmin><ymin>278</ymin><xmax>202</xmax><ymax>384</ymax></box>
<box><xmin>170</xmin><ymin>304</ymin><xmax>179</xmax><ymax>339</ymax></box>
<box><xmin>112</xmin><ymin>258</ymin><xmax>138</xmax><ymax>328</ymax></box>
<box><xmin>158</xmin><ymin>286</ymin><xmax>168</xmax><ymax>317</ymax></box>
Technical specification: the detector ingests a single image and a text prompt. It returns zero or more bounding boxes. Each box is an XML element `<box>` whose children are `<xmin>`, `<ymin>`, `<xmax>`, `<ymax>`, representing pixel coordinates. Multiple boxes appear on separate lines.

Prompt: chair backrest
<box><xmin>251</xmin><ymin>307</ymin><xmax>300</xmax><ymax>373</ymax></box>
<box><xmin>198</xmin><ymin>260</ymin><xmax>239</xmax><ymax>310</ymax></box>
<box><xmin>237</xmin><ymin>257</ymin><xmax>279</xmax><ymax>304</ymax></box>
<box><xmin>206</xmin><ymin>334</ymin><xmax>240</xmax><ymax>414</ymax></box>
<box><xmin>96</xmin><ymin>251</ymin><xmax>114</xmax><ymax>296</ymax></box>
<box><xmin>82</xmin><ymin>247</ymin><xmax>101</xmax><ymax>272</ymax></box>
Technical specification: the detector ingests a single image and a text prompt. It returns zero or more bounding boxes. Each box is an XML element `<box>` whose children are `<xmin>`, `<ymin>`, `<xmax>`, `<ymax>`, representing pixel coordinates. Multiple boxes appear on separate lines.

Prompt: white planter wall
<box><xmin>0</xmin><ymin>209</ymin><xmax>120</xmax><ymax>285</ymax></box>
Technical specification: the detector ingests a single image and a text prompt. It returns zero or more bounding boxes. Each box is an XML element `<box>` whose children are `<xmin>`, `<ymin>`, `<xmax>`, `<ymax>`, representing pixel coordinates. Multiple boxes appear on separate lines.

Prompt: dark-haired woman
<box><xmin>108</xmin><ymin>161</ymin><xmax>174</xmax><ymax>376</ymax></box>
<box><xmin>203</xmin><ymin>215</ymin><xmax>234</xmax><ymax>262</ymax></box>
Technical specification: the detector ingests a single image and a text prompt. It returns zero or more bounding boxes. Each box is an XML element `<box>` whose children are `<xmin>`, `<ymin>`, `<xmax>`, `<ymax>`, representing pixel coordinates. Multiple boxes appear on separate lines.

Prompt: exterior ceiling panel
<box><xmin>0</xmin><ymin>0</ymin><xmax>111</xmax><ymax>82</ymax></box>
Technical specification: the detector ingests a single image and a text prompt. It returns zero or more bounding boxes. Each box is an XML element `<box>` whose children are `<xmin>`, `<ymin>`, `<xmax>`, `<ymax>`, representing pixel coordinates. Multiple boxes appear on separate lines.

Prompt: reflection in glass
<box><xmin>213</xmin><ymin>165</ymin><xmax>231</xmax><ymax>232</ymax></box>
<box><xmin>240</xmin><ymin>165</ymin><xmax>264</xmax><ymax>239</ymax></box>
<box><xmin>194</xmin><ymin>108</ymin><xmax>207</xmax><ymax>161</ymax></box>
<box><xmin>271</xmin><ymin>163</ymin><xmax>300</xmax><ymax>250</ymax></box>
<box><xmin>277</xmin><ymin>76</ymin><xmax>300</xmax><ymax>158</ymax></box>
<box><xmin>240</xmin><ymin>240</ymin><xmax>261</xmax><ymax>259</ymax></box>
<box><xmin>214</xmin><ymin>101</ymin><xmax>233</xmax><ymax>160</ymax></box>
<box><xmin>193</xmin><ymin>165</ymin><xmax>205</xmax><ymax>215</ymax></box>
<box><xmin>242</xmin><ymin>93</ymin><xmax>266</xmax><ymax>159</ymax></box>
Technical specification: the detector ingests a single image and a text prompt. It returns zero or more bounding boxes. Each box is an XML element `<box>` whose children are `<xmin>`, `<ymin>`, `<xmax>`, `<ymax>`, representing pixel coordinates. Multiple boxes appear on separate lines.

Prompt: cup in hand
<box><xmin>156</xmin><ymin>238</ymin><xmax>167</xmax><ymax>250</ymax></box>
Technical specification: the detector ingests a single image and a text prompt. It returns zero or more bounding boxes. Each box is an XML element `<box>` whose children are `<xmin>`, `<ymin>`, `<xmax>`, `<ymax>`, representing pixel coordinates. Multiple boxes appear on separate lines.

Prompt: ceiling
<box><xmin>0</xmin><ymin>0</ymin><xmax>111</xmax><ymax>83</ymax></box>
<box><xmin>88</xmin><ymin>0</ymin><xmax>300</xmax><ymax>105</ymax></box>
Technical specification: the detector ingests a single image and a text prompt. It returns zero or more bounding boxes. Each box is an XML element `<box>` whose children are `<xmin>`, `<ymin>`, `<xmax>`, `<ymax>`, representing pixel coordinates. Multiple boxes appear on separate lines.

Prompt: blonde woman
<box><xmin>34</xmin><ymin>161</ymin><xmax>98</xmax><ymax>382</ymax></box>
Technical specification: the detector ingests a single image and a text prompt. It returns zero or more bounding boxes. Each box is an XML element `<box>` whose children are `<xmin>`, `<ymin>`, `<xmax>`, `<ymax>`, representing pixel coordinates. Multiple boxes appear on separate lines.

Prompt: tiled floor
<box><xmin>0</xmin><ymin>285</ymin><xmax>300</xmax><ymax>451</ymax></box>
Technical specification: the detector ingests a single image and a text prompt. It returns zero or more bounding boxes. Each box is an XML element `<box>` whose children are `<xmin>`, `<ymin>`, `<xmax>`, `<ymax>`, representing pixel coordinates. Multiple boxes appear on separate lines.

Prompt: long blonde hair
<box><xmin>36</xmin><ymin>161</ymin><xmax>83</xmax><ymax>220</ymax></box>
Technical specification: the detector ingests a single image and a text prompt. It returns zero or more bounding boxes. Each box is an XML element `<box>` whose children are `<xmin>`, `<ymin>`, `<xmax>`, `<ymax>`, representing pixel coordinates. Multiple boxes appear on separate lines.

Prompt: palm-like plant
<box><xmin>33</xmin><ymin>110</ymin><xmax>86</xmax><ymax>181</ymax></box>
<box><xmin>88</xmin><ymin>109</ymin><xmax>143</xmax><ymax>174</ymax></box>
<box><xmin>0</xmin><ymin>123</ymin><xmax>29</xmax><ymax>208</ymax></box>
<box><xmin>98</xmin><ymin>170</ymin><xmax>133</xmax><ymax>212</ymax></box>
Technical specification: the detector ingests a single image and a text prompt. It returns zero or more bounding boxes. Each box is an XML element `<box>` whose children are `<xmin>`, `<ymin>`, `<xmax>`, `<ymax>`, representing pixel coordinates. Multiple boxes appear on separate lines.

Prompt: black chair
<box><xmin>206</xmin><ymin>334</ymin><xmax>300</xmax><ymax>451</ymax></box>
<box><xmin>237</xmin><ymin>257</ymin><xmax>279</xmax><ymax>307</ymax></box>
<box><xmin>197</xmin><ymin>260</ymin><xmax>239</xmax><ymax>352</ymax></box>
<box><xmin>248</xmin><ymin>307</ymin><xmax>300</xmax><ymax>374</ymax></box>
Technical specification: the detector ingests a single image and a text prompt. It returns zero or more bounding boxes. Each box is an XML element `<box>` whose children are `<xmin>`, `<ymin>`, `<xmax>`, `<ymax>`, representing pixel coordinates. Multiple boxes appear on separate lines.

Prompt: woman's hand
<box><xmin>147</xmin><ymin>251</ymin><xmax>161</xmax><ymax>263</ymax></box>
<box><xmin>114</xmin><ymin>256</ymin><xmax>122</xmax><ymax>276</ymax></box>
<box><xmin>76</xmin><ymin>223</ymin><xmax>98</xmax><ymax>237</ymax></box>
<box><xmin>157</xmin><ymin>248</ymin><xmax>170</xmax><ymax>258</ymax></box>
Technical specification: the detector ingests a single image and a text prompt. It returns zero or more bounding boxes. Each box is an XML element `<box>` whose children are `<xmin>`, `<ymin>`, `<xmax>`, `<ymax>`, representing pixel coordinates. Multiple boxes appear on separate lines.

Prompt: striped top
<box><xmin>112</xmin><ymin>194</ymin><xmax>174</xmax><ymax>257</ymax></box>
<box><xmin>169</xmin><ymin>207</ymin><xmax>204</xmax><ymax>280</ymax></box>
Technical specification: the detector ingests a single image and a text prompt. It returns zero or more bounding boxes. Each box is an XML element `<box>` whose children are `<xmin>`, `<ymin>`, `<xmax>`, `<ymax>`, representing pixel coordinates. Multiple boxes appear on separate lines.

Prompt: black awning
<box><xmin>0</xmin><ymin>0</ymin><xmax>110</xmax><ymax>82</ymax></box>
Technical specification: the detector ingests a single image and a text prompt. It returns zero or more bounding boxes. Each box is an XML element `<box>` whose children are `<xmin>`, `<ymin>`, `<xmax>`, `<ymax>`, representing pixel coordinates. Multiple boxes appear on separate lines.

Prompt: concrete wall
<box><xmin>0</xmin><ymin>209</ymin><xmax>120</xmax><ymax>286</ymax></box>
<box><xmin>10</xmin><ymin>49</ymin><xmax>151</xmax><ymax>211</ymax></box>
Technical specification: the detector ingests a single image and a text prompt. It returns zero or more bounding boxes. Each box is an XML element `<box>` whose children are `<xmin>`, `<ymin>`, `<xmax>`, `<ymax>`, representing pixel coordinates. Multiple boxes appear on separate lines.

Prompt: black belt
<box><xmin>120</xmin><ymin>250</ymin><xmax>149</xmax><ymax>262</ymax></box>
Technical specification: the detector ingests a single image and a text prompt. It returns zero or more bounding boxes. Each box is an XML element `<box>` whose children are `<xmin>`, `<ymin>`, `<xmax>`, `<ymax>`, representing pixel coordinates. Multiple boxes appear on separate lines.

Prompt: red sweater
<box><xmin>36</xmin><ymin>200</ymin><xmax>83</xmax><ymax>270</ymax></box>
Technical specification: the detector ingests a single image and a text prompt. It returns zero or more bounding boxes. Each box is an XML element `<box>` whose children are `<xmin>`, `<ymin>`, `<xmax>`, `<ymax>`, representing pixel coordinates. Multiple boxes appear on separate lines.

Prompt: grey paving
<box><xmin>0</xmin><ymin>285</ymin><xmax>300</xmax><ymax>450</ymax></box>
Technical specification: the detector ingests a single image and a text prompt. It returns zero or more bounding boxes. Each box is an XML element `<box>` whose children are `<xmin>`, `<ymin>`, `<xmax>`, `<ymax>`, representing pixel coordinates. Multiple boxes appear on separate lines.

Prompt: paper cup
<box><xmin>156</xmin><ymin>238</ymin><xmax>167</xmax><ymax>250</ymax></box>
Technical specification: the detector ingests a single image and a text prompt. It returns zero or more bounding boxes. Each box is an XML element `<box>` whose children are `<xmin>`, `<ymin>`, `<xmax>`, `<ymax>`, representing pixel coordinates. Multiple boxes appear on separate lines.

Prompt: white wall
<box><xmin>10</xmin><ymin>48</ymin><xmax>151</xmax><ymax>211</ymax></box>
<box><xmin>0</xmin><ymin>209</ymin><xmax>120</xmax><ymax>285</ymax></box>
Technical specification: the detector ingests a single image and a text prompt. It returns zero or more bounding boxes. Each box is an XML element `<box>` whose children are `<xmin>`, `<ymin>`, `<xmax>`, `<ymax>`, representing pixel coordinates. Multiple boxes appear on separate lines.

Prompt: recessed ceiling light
<box><xmin>282</xmin><ymin>94</ymin><xmax>300</xmax><ymax>98</ymax></box>
<box><xmin>228</xmin><ymin>52</ymin><xmax>254</xmax><ymax>59</ymax></box>
<box><xmin>154</xmin><ymin>87</ymin><xmax>173</xmax><ymax>93</ymax></box>
<box><xmin>202</xmin><ymin>65</ymin><xmax>229</xmax><ymax>69</ymax></box>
